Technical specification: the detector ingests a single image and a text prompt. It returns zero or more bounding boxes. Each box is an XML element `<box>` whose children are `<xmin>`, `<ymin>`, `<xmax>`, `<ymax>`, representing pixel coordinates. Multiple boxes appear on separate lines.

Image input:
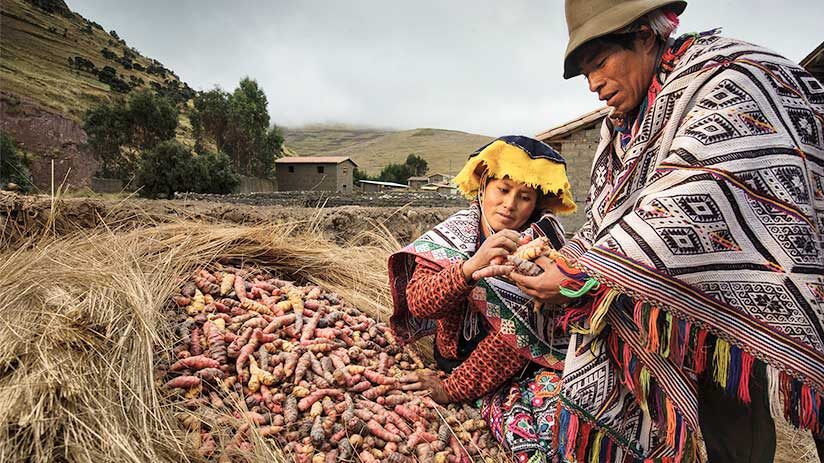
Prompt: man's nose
<box><xmin>588</xmin><ymin>72</ymin><xmax>604</xmax><ymax>94</ymax></box>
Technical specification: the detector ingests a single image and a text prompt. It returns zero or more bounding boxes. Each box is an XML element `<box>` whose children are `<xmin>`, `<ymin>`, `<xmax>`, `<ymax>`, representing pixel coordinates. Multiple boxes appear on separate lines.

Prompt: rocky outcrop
<box><xmin>0</xmin><ymin>92</ymin><xmax>99</xmax><ymax>191</ymax></box>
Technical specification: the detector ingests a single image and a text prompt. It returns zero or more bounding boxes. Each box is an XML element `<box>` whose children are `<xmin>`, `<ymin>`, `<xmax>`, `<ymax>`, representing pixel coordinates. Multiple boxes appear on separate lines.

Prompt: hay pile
<box><xmin>0</xmin><ymin>220</ymin><xmax>402</xmax><ymax>462</ymax></box>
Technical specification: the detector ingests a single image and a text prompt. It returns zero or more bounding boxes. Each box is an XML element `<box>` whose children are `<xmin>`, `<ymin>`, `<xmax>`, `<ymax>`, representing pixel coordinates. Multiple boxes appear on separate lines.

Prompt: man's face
<box><xmin>578</xmin><ymin>32</ymin><xmax>658</xmax><ymax>114</ymax></box>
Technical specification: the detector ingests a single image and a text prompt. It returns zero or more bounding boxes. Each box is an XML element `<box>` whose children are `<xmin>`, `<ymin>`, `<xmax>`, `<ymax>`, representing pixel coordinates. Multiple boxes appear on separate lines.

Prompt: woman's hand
<box><xmin>508</xmin><ymin>256</ymin><xmax>571</xmax><ymax>305</ymax></box>
<box><xmin>462</xmin><ymin>229</ymin><xmax>520</xmax><ymax>280</ymax></box>
<box><xmin>399</xmin><ymin>371</ymin><xmax>451</xmax><ymax>404</ymax></box>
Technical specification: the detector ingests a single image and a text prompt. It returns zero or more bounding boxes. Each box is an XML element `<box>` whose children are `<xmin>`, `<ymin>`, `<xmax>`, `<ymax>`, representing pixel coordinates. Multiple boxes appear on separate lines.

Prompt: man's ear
<box><xmin>637</xmin><ymin>25</ymin><xmax>658</xmax><ymax>53</ymax></box>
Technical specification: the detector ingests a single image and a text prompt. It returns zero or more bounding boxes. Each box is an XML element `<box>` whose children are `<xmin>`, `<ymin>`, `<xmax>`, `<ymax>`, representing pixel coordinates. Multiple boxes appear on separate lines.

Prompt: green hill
<box><xmin>282</xmin><ymin>125</ymin><xmax>493</xmax><ymax>177</ymax></box>
<box><xmin>0</xmin><ymin>0</ymin><xmax>192</xmax><ymax>120</ymax></box>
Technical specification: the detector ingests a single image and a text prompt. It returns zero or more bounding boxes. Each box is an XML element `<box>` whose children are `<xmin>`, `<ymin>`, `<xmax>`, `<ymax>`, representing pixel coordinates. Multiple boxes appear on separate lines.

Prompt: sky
<box><xmin>67</xmin><ymin>1</ymin><xmax>823</xmax><ymax>136</ymax></box>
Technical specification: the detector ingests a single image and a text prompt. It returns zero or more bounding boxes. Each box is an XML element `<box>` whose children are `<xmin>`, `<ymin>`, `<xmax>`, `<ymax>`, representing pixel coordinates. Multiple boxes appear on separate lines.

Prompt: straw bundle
<box><xmin>0</xmin><ymin>220</ymin><xmax>398</xmax><ymax>463</ymax></box>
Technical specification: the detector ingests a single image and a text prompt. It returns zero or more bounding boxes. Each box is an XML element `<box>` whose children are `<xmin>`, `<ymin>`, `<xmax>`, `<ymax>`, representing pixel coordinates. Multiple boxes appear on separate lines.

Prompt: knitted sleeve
<box><xmin>406</xmin><ymin>257</ymin><xmax>472</xmax><ymax>320</ymax></box>
<box><xmin>441</xmin><ymin>330</ymin><xmax>529</xmax><ymax>402</ymax></box>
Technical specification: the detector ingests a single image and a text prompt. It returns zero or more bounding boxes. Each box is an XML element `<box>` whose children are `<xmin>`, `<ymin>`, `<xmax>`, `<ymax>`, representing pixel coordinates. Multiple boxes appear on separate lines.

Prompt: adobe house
<box><xmin>407</xmin><ymin>176</ymin><xmax>429</xmax><ymax>189</ymax></box>
<box><xmin>536</xmin><ymin>106</ymin><xmax>610</xmax><ymax>224</ymax></box>
<box><xmin>274</xmin><ymin>156</ymin><xmax>357</xmax><ymax>193</ymax></box>
<box><xmin>427</xmin><ymin>173</ymin><xmax>453</xmax><ymax>185</ymax></box>
<box><xmin>800</xmin><ymin>41</ymin><xmax>824</xmax><ymax>83</ymax></box>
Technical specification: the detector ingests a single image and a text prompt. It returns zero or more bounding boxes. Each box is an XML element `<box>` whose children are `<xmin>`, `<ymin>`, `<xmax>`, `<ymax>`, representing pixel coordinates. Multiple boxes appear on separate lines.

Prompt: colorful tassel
<box><xmin>727</xmin><ymin>345</ymin><xmax>742</xmax><ymax>396</ymax></box>
<box><xmin>639</xmin><ymin>367</ymin><xmax>651</xmax><ymax>412</ymax></box>
<box><xmin>677</xmin><ymin>321</ymin><xmax>690</xmax><ymax>367</ymax></box>
<box><xmin>588</xmin><ymin>431</ymin><xmax>604</xmax><ymax>463</ymax></box>
<box><xmin>713</xmin><ymin>337</ymin><xmax>730</xmax><ymax>388</ymax></box>
<box><xmin>556</xmin><ymin>406</ymin><xmax>570</xmax><ymax>458</ymax></box>
<box><xmin>565</xmin><ymin>412</ymin><xmax>579</xmax><ymax>461</ymax></box>
<box><xmin>738</xmin><ymin>350</ymin><xmax>754</xmax><ymax>404</ymax></box>
<box><xmin>647</xmin><ymin>306</ymin><xmax>660</xmax><ymax>352</ymax></box>
<box><xmin>660</xmin><ymin>311</ymin><xmax>673</xmax><ymax>358</ymax></box>
<box><xmin>693</xmin><ymin>329</ymin><xmax>709</xmax><ymax>374</ymax></box>
<box><xmin>576</xmin><ymin>421</ymin><xmax>592</xmax><ymax>462</ymax></box>
<box><xmin>623</xmin><ymin>344</ymin><xmax>635</xmax><ymax>390</ymax></box>
<box><xmin>665</xmin><ymin>398</ymin><xmax>677</xmax><ymax>447</ymax></box>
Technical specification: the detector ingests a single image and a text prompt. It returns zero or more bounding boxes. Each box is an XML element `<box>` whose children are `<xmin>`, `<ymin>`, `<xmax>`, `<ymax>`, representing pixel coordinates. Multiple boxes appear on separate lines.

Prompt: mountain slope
<box><xmin>0</xmin><ymin>0</ymin><xmax>191</xmax><ymax>120</ymax></box>
<box><xmin>282</xmin><ymin>126</ymin><xmax>493</xmax><ymax>176</ymax></box>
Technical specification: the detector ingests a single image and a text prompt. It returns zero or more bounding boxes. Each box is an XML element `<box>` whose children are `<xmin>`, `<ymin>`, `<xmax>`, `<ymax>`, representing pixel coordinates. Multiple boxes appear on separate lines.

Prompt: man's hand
<box><xmin>462</xmin><ymin>229</ymin><xmax>520</xmax><ymax>280</ymax></box>
<box><xmin>399</xmin><ymin>371</ymin><xmax>451</xmax><ymax>404</ymax></box>
<box><xmin>508</xmin><ymin>256</ymin><xmax>571</xmax><ymax>305</ymax></box>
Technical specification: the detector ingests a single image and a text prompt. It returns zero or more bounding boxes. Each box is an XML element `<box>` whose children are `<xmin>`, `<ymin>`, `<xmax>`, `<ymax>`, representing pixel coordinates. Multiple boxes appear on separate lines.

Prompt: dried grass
<box><xmin>0</xmin><ymin>219</ymin><xmax>399</xmax><ymax>462</ymax></box>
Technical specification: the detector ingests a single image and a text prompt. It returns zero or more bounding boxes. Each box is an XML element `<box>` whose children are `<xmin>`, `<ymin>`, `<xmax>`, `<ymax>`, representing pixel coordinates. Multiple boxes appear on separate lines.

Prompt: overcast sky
<box><xmin>67</xmin><ymin>1</ymin><xmax>823</xmax><ymax>136</ymax></box>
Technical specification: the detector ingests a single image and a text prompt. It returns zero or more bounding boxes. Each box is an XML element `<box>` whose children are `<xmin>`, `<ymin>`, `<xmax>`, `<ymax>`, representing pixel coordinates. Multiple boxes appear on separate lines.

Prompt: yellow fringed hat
<box><xmin>454</xmin><ymin>135</ymin><xmax>576</xmax><ymax>215</ymax></box>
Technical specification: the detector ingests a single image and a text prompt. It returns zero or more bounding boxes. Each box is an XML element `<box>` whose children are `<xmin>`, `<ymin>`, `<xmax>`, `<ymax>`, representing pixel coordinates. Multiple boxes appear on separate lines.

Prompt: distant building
<box><xmin>407</xmin><ymin>176</ymin><xmax>429</xmax><ymax>189</ymax></box>
<box><xmin>801</xmin><ymin>41</ymin><xmax>824</xmax><ymax>83</ymax></box>
<box><xmin>536</xmin><ymin>106</ymin><xmax>610</xmax><ymax>218</ymax></box>
<box><xmin>274</xmin><ymin>156</ymin><xmax>357</xmax><ymax>193</ymax></box>
<box><xmin>359</xmin><ymin>180</ymin><xmax>410</xmax><ymax>193</ymax></box>
<box><xmin>427</xmin><ymin>173</ymin><xmax>453</xmax><ymax>185</ymax></box>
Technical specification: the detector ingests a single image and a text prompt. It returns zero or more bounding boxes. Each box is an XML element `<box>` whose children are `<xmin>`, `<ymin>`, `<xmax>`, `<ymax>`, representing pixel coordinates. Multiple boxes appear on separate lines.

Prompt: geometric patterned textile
<box><xmin>562</xmin><ymin>30</ymin><xmax>824</xmax><ymax>459</ymax></box>
<box><xmin>388</xmin><ymin>202</ymin><xmax>570</xmax><ymax>368</ymax></box>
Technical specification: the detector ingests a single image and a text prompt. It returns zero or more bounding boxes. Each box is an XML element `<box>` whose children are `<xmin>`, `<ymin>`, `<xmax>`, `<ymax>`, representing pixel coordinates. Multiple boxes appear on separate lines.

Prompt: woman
<box><xmin>512</xmin><ymin>1</ymin><xmax>824</xmax><ymax>462</ymax></box>
<box><xmin>388</xmin><ymin>135</ymin><xmax>577</xmax><ymax>460</ymax></box>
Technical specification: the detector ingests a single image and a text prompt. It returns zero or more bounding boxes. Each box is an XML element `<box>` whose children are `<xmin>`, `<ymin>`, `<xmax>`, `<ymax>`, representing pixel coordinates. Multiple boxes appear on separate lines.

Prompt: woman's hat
<box><xmin>563</xmin><ymin>0</ymin><xmax>687</xmax><ymax>79</ymax></box>
<box><xmin>453</xmin><ymin>135</ymin><xmax>576</xmax><ymax>215</ymax></box>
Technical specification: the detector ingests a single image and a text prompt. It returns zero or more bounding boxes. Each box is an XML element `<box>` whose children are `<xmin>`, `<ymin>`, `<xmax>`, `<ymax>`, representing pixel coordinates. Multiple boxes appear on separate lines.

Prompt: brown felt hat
<box><xmin>563</xmin><ymin>0</ymin><xmax>687</xmax><ymax>79</ymax></box>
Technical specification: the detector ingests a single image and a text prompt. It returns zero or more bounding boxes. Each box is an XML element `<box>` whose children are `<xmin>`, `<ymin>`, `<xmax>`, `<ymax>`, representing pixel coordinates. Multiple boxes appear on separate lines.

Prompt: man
<box><xmin>511</xmin><ymin>1</ymin><xmax>824</xmax><ymax>461</ymax></box>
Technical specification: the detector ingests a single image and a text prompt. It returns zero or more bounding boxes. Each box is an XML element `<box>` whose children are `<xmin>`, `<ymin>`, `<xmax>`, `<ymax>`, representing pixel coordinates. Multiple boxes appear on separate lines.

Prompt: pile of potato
<box><xmin>160</xmin><ymin>265</ymin><xmax>500</xmax><ymax>463</ymax></box>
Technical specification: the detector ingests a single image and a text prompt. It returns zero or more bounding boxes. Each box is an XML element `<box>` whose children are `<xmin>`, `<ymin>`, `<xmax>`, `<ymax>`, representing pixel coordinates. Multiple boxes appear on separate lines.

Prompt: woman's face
<box><xmin>482</xmin><ymin>177</ymin><xmax>538</xmax><ymax>232</ymax></box>
<box><xmin>577</xmin><ymin>30</ymin><xmax>659</xmax><ymax>114</ymax></box>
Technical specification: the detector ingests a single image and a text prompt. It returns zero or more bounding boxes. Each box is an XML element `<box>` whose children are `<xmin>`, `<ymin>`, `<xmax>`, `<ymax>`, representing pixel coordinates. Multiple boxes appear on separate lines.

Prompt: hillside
<box><xmin>0</xmin><ymin>0</ymin><xmax>195</xmax><ymax>189</ymax></box>
<box><xmin>283</xmin><ymin>125</ymin><xmax>493</xmax><ymax>177</ymax></box>
<box><xmin>0</xmin><ymin>0</ymin><xmax>192</xmax><ymax>120</ymax></box>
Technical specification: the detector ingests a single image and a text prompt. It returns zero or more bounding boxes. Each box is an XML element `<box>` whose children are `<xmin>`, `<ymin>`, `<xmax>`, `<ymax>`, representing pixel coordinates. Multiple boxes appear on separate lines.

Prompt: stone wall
<box><xmin>237</xmin><ymin>176</ymin><xmax>276</xmax><ymax>194</ymax></box>
<box><xmin>175</xmin><ymin>190</ymin><xmax>470</xmax><ymax>209</ymax></box>
<box><xmin>552</xmin><ymin>123</ymin><xmax>603</xmax><ymax>233</ymax></box>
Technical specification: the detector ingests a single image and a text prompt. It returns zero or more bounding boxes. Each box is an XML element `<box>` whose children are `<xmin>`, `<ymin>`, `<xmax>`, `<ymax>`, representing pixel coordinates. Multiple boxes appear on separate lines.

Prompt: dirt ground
<box><xmin>0</xmin><ymin>192</ymin><xmax>460</xmax><ymax>248</ymax></box>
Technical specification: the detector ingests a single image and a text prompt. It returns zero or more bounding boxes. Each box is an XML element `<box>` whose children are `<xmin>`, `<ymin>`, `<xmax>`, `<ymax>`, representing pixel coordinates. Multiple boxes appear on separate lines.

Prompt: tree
<box><xmin>191</xmin><ymin>150</ymin><xmax>240</xmax><ymax>195</ymax></box>
<box><xmin>126</xmin><ymin>90</ymin><xmax>178</xmax><ymax>149</ymax></box>
<box><xmin>377</xmin><ymin>163</ymin><xmax>414</xmax><ymax>185</ymax></box>
<box><xmin>0</xmin><ymin>133</ymin><xmax>32</xmax><ymax>192</ymax></box>
<box><xmin>135</xmin><ymin>141</ymin><xmax>192</xmax><ymax>199</ymax></box>
<box><xmin>83</xmin><ymin>101</ymin><xmax>131</xmax><ymax>177</ymax></box>
<box><xmin>191</xmin><ymin>87</ymin><xmax>230</xmax><ymax>149</ymax></box>
<box><xmin>83</xmin><ymin>90</ymin><xmax>179</xmax><ymax>179</ymax></box>
<box><xmin>190</xmin><ymin>78</ymin><xmax>284</xmax><ymax>177</ymax></box>
<box><xmin>405</xmin><ymin>154</ymin><xmax>428</xmax><ymax>176</ymax></box>
<box><xmin>353</xmin><ymin>167</ymin><xmax>374</xmax><ymax>183</ymax></box>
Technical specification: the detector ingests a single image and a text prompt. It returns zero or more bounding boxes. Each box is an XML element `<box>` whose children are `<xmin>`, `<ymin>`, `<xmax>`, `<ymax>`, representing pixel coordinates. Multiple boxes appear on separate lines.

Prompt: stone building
<box><xmin>427</xmin><ymin>173</ymin><xmax>453</xmax><ymax>184</ymax></box>
<box><xmin>801</xmin><ymin>41</ymin><xmax>824</xmax><ymax>82</ymax></box>
<box><xmin>407</xmin><ymin>176</ymin><xmax>429</xmax><ymax>189</ymax></box>
<box><xmin>274</xmin><ymin>156</ymin><xmax>357</xmax><ymax>193</ymax></box>
<box><xmin>536</xmin><ymin>107</ymin><xmax>610</xmax><ymax>231</ymax></box>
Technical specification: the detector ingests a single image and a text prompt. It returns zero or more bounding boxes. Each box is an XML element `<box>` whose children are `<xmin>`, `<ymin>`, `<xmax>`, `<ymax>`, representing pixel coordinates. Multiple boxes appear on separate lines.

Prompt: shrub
<box><xmin>135</xmin><ymin>141</ymin><xmax>193</xmax><ymax>199</ymax></box>
<box><xmin>0</xmin><ymin>133</ymin><xmax>33</xmax><ymax>192</ymax></box>
<box><xmin>191</xmin><ymin>150</ymin><xmax>240</xmax><ymax>195</ymax></box>
<box><xmin>135</xmin><ymin>142</ymin><xmax>240</xmax><ymax>198</ymax></box>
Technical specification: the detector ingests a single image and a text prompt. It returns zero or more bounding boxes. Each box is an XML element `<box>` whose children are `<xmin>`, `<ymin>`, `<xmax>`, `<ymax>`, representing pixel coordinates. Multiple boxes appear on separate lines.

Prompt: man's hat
<box><xmin>563</xmin><ymin>0</ymin><xmax>687</xmax><ymax>79</ymax></box>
